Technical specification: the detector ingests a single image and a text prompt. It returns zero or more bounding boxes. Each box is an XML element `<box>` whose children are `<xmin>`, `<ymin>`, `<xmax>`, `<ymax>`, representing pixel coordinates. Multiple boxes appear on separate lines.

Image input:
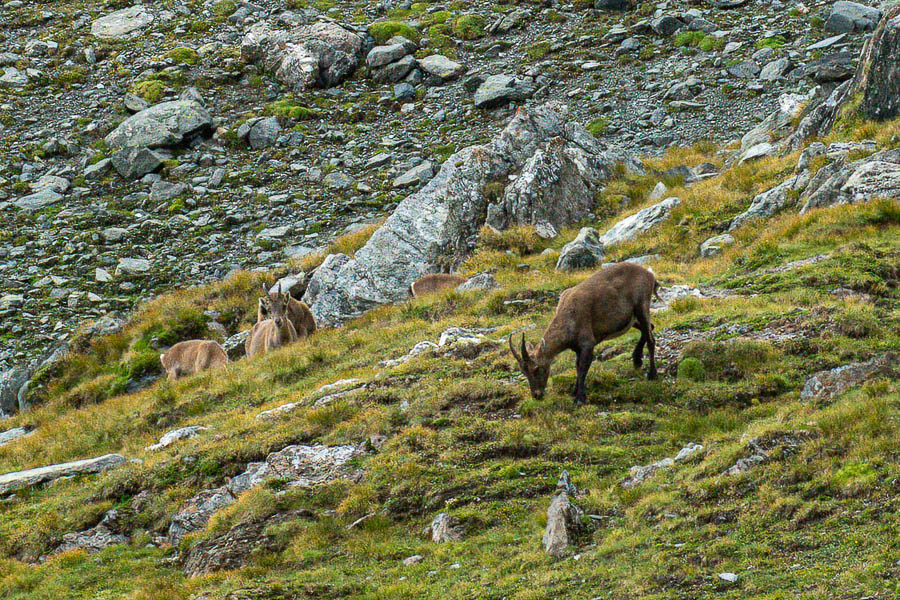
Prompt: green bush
<box><xmin>756</xmin><ymin>35</ymin><xmax>786</xmax><ymax>50</ymax></box>
<box><xmin>369</xmin><ymin>21</ymin><xmax>420</xmax><ymax>45</ymax></box>
<box><xmin>677</xmin><ymin>357</ymin><xmax>706</xmax><ymax>382</ymax></box>
<box><xmin>451</xmin><ymin>14</ymin><xmax>486</xmax><ymax>39</ymax></box>
<box><xmin>130</xmin><ymin>80</ymin><xmax>166</xmax><ymax>102</ymax></box>
<box><xmin>587</xmin><ymin>117</ymin><xmax>609</xmax><ymax>137</ymax></box>
<box><xmin>166</xmin><ymin>47</ymin><xmax>200</xmax><ymax>65</ymax></box>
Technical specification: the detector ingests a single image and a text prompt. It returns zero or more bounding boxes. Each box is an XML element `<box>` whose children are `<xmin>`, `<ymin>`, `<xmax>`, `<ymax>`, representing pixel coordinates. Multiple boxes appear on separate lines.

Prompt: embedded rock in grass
<box><xmin>241</xmin><ymin>21</ymin><xmax>364</xmax><ymax>91</ymax></box>
<box><xmin>303</xmin><ymin>103</ymin><xmax>635</xmax><ymax>327</ymax></box>
<box><xmin>729</xmin><ymin>171</ymin><xmax>810</xmax><ymax>231</ymax></box>
<box><xmin>735</xmin><ymin>91</ymin><xmax>813</xmax><ymax>163</ymax></box>
<box><xmin>800</xmin><ymin>352</ymin><xmax>899</xmax><ymax>403</ymax></box>
<box><xmin>543</xmin><ymin>471</ymin><xmax>582</xmax><ymax>558</ymax></box>
<box><xmin>621</xmin><ymin>443</ymin><xmax>703</xmax><ymax>488</ymax></box>
<box><xmin>555</xmin><ymin>227</ymin><xmax>605</xmax><ymax>272</ymax></box>
<box><xmin>418</xmin><ymin>54</ymin><xmax>466</xmax><ymax>81</ymax></box>
<box><xmin>105</xmin><ymin>101</ymin><xmax>213</xmax><ymax>149</ymax></box>
<box><xmin>0</xmin><ymin>426</ymin><xmax>33</xmax><ymax>446</ymax></box>
<box><xmin>168</xmin><ymin>444</ymin><xmax>365</xmax><ymax>544</ymax></box>
<box><xmin>182</xmin><ymin>510</ymin><xmax>314</xmax><ymax>576</ymax></box>
<box><xmin>91</xmin><ymin>6</ymin><xmax>154</xmax><ymax>40</ymax></box>
<box><xmin>46</xmin><ymin>509</ymin><xmax>127</xmax><ymax>558</ymax></box>
<box><xmin>146</xmin><ymin>426</ymin><xmax>208</xmax><ymax>451</ymax></box>
<box><xmin>431</xmin><ymin>512</ymin><xmax>464</xmax><ymax>543</ymax></box>
<box><xmin>597</xmin><ymin>197</ymin><xmax>680</xmax><ymax>247</ymax></box>
<box><xmin>14</xmin><ymin>189</ymin><xmax>63</xmax><ymax>212</ymax></box>
<box><xmin>699</xmin><ymin>234</ymin><xmax>735</xmax><ymax>257</ymax></box>
<box><xmin>0</xmin><ymin>454</ymin><xmax>126</xmax><ymax>495</ymax></box>
<box><xmin>456</xmin><ymin>272</ymin><xmax>499</xmax><ymax>292</ymax></box>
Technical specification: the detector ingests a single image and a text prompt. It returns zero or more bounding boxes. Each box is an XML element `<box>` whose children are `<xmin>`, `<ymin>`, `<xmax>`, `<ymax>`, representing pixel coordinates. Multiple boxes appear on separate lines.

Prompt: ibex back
<box><xmin>160</xmin><ymin>340</ymin><xmax>228</xmax><ymax>381</ymax></box>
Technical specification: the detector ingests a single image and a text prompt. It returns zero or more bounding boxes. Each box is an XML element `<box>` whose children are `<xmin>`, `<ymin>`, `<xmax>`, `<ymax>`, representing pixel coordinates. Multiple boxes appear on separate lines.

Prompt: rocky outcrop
<box><xmin>859</xmin><ymin>12</ymin><xmax>900</xmax><ymax>121</ymax></box>
<box><xmin>105</xmin><ymin>101</ymin><xmax>213</xmax><ymax>149</ymax></box>
<box><xmin>168</xmin><ymin>444</ymin><xmax>364</xmax><ymax>544</ymax></box>
<box><xmin>430</xmin><ymin>512</ymin><xmax>464</xmax><ymax>543</ymax></box>
<box><xmin>800</xmin><ymin>149</ymin><xmax>900</xmax><ymax>213</ymax></box>
<box><xmin>91</xmin><ymin>6</ymin><xmax>154</xmax><ymax>40</ymax></box>
<box><xmin>241</xmin><ymin>21</ymin><xmax>364</xmax><ymax>90</ymax></box>
<box><xmin>0</xmin><ymin>454</ymin><xmax>126</xmax><ymax>495</ymax></box>
<box><xmin>801</xmin><ymin>353</ymin><xmax>898</xmax><ymax>403</ymax></box>
<box><xmin>303</xmin><ymin>103</ymin><xmax>635</xmax><ymax>327</ymax></box>
<box><xmin>182</xmin><ymin>510</ymin><xmax>313</xmax><ymax>576</ymax></box>
<box><xmin>729</xmin><ymin>171</ymin><xmax>810</xmax><ymax>230</ymax></box>
<box><xmin>47</xmin><ymin>509</ymin><xmax>128</xmax><ymax>558</ymax></box>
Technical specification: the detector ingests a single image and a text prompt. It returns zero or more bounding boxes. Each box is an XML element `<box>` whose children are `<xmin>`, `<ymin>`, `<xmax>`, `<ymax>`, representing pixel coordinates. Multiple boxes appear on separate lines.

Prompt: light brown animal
<box><xmin>245</xmin><ymin>284</ymin><xmax>298</xmax><ymax>358</ymax></box>
<box><xmin>160</xmin><ymin>340</ymin><xmax>228</xmax><ymax>381</ymax></box>
<box><xmin>509</xmin><ymin>263</ymin><xmax>660</xmax><ymax>404</ymax></box>
<box><xmin>409</xmin><ymin>273</ymin><xmax>466</xmax><ymax>298</ymax></box>
<box><xmin>257</xmin><ymin>283</ymin><xmax>317</xmax><ymax>338</ymax></box>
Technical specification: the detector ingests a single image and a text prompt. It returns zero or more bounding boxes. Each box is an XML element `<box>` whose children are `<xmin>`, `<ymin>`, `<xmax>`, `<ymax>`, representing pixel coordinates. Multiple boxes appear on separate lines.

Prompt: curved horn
<box><xmin>520</xmin><ymin>333</ymin><xmax>532</xmax><ymax>368</ymax></box>
<box><xmin>508</xmin><ymin>333</ymin><xmax>522</xmax><ymax>366</ymax></box>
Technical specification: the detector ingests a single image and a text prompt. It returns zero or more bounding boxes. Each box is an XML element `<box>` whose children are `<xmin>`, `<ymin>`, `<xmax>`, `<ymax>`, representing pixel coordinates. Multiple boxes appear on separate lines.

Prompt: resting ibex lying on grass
<box><xmin>509</xmin><ymin>263</ymin><xmax>660</xmax><ymax>404</ymax></box>
<box><xmin>409</xmin><ymin>273</ymin><xmax>466</xmax><ymax>298</ymax></box>
<box><xmin>245</xmin><ymin>284</ymin><xmax>298</xmax><ymax>358</ymax></box>
<box><xmin>160</xmin><ymin>340</ymin><xmax>228</xmax><ymax>381</ymax></box>
<box><xmin>258</xmin><ymin>283</ymin><xmax>317</xmax><ymax>338</ymax></box>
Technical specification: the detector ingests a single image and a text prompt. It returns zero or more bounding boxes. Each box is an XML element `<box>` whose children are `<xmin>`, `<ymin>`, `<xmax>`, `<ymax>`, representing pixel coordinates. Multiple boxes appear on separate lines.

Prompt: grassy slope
<box><xmin>1</xmin><ymin>116</ymin><xmax>899</xmax><ymax>600</ymax></box>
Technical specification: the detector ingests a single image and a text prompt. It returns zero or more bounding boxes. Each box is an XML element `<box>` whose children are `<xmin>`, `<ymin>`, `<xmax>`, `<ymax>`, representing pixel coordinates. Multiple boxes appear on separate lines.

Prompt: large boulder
<box><xmin>825</xmin><ymin>1</ymin><xmax>882</xmax><ymax>34</ymax></box>
<box><xmin>800</xmin><ymin>149</ymin><xmax>900</xmax><ymax>213</ymax></box>
<box><xmin>91</xmin><ymin>6</ymin><xmax>154</xmax><ymax>40</ymax></box>
<box><xmin>860</xmin><ymin>12</ymin><xmax>900</xmax><ymax>120</ymax></box>
<box><xmin>801</xmin><ymin>353</ymin><xmax>898</xmax><ymax>403</ymax></box>
<box><xmin>302</xmin><ymin>103</ymin><xmax>635</xmax><ymax>326</ymax></box>
<box><xmin>597</xmin><ymin>197</ymin><xmax>680</xmax><ymax>247</ymax></box>
<box><xmin>241</xmin><ymin>21</ymin><xmax>364</xmax><ymax>90</ymax></box>
<box><xmin>555</xmin><ymin>227</ymin><xmax>605</xmax><ymax>272</ymax></box>
<box><xmin>473</xmin><ymin>74</ymin><xmax>535</xmax><ymax>109</ymax></box>
<box><xmin>0</xmin><ymin>367</ymin><xmax>31</xmax><ymax>417</ymax></box>
<box><xmin>105</xmin><ymin>101</ymin><xmax>213</xmax><ymax>149</ymax></box>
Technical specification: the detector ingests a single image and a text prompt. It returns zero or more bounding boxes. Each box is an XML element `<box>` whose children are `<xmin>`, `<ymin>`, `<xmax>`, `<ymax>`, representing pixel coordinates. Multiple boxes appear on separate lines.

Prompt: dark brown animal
<box><xmin>257</xmin><ymin>283</ymin><xmax>316</xmax><ymax>338</ymax></box>
<box><xmin>246</xmin><ymin>284</ymin><xmax>298</xmax><ymax>358</ymax></box>
<box><xmin>409</xmin><ymin>273</ymin><xmax>466</xmax><ymax>298</ymax></box>
<box><xmin>160</xmin><ymin>340</ymin><xmax>228</xmax><ymax>381</ymax></box>
<box><xmin>509</xmin><ymin>263</ymin><xmax>660</xmax><ymax>404</ymax></box>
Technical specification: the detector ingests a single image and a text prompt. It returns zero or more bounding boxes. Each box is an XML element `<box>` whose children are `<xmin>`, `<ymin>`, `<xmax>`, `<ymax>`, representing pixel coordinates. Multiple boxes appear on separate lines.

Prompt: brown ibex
<box><xmin>409</xmin><ymin>273</ymin><xmax>466</xmax><ymax>298</ymax></box>
<box><xmin>245</xmin><ymin>284</ymin><xmax>298</xmax><ymax>358</ymax></box>
<box><xmin>160</xmin><ymin>340</ymin><xmax>228</xmax><ymax>381</ymax></box>
<box><xmin>509</xmin><ymin>263</ymin><xmax>660</xmax><ymax>404</ymax></box>
<box><xmin>257</xmin><ymin>283</ymin><xmax>317</xmax><ymax>338</ymax></box>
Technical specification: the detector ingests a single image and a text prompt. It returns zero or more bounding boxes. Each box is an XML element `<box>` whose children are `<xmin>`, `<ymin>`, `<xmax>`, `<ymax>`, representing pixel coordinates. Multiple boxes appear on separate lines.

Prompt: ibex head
<box><xmin>259</xmin><ymin>283</ymin><xmax>291</xmax><ymax>329</ymax></box>
<box><xmin>509</xmin><ymin>333</ymin><xmax>549</xmax><ymax>399</ymax></box>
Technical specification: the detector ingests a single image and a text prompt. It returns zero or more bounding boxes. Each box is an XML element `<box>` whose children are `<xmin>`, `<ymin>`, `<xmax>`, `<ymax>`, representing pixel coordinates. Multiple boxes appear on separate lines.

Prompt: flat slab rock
<box><xmin>104</xmin><ymin>100</ymin><xmax>213</xmax><ymax>149</ymax></box>
<box><xmin>801</xmin><ymin>352</ymin><xmax>898</xmax><ymax>402</ymax></box>
<box><xmin>0</xmin><ymin>454</ymin><xmax>126</xmax><ymax>495</ymax></box>
<box><xmin>0</xmin><ymin>427</ymin><xmax>33</xmax><ymax>447</ymax></box>
<box><xmin>168</xmin><ymin>444</ymin><xmax>365</xmax><ymax>544</ymax></box>
<box><xmin>91</xmin><ymin>6</ymin><xmax>154</xmax><ymax>40</ymax></box>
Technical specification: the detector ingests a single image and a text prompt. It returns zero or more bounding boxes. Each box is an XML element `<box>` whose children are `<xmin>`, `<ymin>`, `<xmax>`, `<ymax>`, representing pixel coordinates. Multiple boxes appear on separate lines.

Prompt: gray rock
<box><xmin>727</xmin><ymin>60</ymin><xmax>761</xmax><ymax>79</ymax></box>
<box><xmin>861</xmin><ymin>11</ymin><xmax>900</xmax><ymax>121</ymax></box>
<box><xmin>367</xmin><ymin>43</ymin><xmax>408</xmax><ymax>68</ymax></box>
<box><xmin>123</xmin><ymin>93</ymin><xmax>149</xmax><ymax>113</ymax></box>
<box><xmin>0</xmin><ymin>66</ymin><xmax>28</xmax><ymax>87</ymax></box>
<box><xmin>0</xmin><ymin>454</ymin><xmax>126</xmax><ymax>495</ymax></box>
<box><xmin>595</xmin><ymin>0</ymin><xmax>633</xmax><ymax>10</ymax></box>
<box><xmin>302</xmin><ymin>103</ymin><xmax>631</xmax><ymax>327</ymax></box>
<box><xmin>801</xmin><ymin>149</ymin><xmax>900</xmax><ymax>213</ymax></box>
<box><xmin>115</xmin><ymin>257</ymin><xmax>152</xmax><ymax>276</ymax></box>
<box><xmin>736</xmin><ymin>91</ymin><xmax>813</xmax><ymax>162</ymax></box>
<box><xmin>242</xmin><ymin>20</ymin><xmax>364</xmax><ymax>90</ymax></box>
<box><xmin>759</xmin><ymin>57</ymin><xmax>792</xmax><ymax>81</ymax></box>
<box><xmin>456</xmin><ymin>272</ymin><xmax>499</xmax><ymax>292</ymax></box>
<box><xmin>14</xmin><ymin>188</ymin><xmax>63</xmax><ymax>211</ymax></box>
<box><xmin>48</xmin><ymin>510</ymin><xmax>127</xmax><ymax>557</ymax></box>
<box><xmin>247</xmin><ymin>116</ymin><xmax>282</xmax><ymax>150</ymax></box>
<box><xmin>149</xmin><ymin>181</ymin><xmax>188</xmax><ymax>204</ymax></box>
<box><xmin>473</xmin><ymin>74</ymin><xmax>535</xmax><ymax>109</ymax></box>
<box><xmin>825</xmin><ymin>1</ymin><xmax>881</xmax><ymax>33</ymax></box>
<box><xmin>650</xmin><ymin>16</ymin><xmax>684</xmax><ymax>36</ymax></box>
<box><xmin>431</xmin><ymin>513</ymin><xmax>463</xmax><ymax>543</ymax></box>
<box><xmin>371</xmin><ymin>54</ymin><xmax>415</xmax><ymax>84</ymax></box>
<box><xmin>105</xmin><ymin>101</ymin><xmax>212</xmax><ymax>149</ymax></box>
<box><xmin>392</xmin><ymin>161</ymin><xmax>434</xmax><ymax>189</ymax></box>
<box><xmin>543</xmin><ymin>471</ymin><xmax>582</xmax><ymax>558</ymax></box>
<box><xmin>729</xmin><ymin>171</ymin><xmax>810</xmax><ymax>230</ymax></box>
<box><xmin>418</xmin><ymin>54</ymin><xmax>466</xmax><ymax>81</ymax></box>
<box><xmin>84</xmin><ymin>158</ymin><xmax>113</xmax><ymax>181</ymax></box>
<box><xmin>146</xmin><ymin>426</ymin><xmax>208</xmax><ymax>451</ymax></box>
<box><xmin>325</xmin><ymin>170</ymin><xmax>356</xmax><ymax>189</ymax></box>
<box><xmin>801</xmin><ymin>352</ymin><xmax>898</xmax><ymax>403</ymax></box>
<box><xmin>100</xmin><ymin>227</ymin><xmax>129</xmax><ymax>243</ymax></box>
<box><xmin>222</xmin><ymin>330</ymin><xmax>250</xmax><ymax>360</ymax></box>
<box><xmin>111</xmin><ymin>146</ymin><xmax>164</xmax><ymax>179</ymax></box>
<box><xmin>555</xmin><ymin>227</ymin><xmax>605</xmax><ymax>272</ymax></box>
<box><xmin>0</xmin><ymin>427</ymin><xmax>33</xmax><ymax>446</ymax></box>
<box><xmin>0</xmin><ymin>368</ymin><xmax>31</xmax><ymax>417</ymax></box>
<box><xmin>598</xmin><ymin>197</ymin><xmax>680</xmax><ymax>247</ymax></box>
<box><xmin>699</xmin><ymin>234</ymin><xmax>735</xmax><ymax>257</ymax></box>
<box><xmin>804</xmin><ymin>53</ymin><xmax>855</xmax><ymax>83</ymax></box>
<box><xmin>393</xmin><ymin>82</ymin><xmax>415</xmax><ymax>101</ymax></box>
<box><xmin>91</xmin><ymin>6</ymin><xmax>154</xmax><ymax>39</ymax></box>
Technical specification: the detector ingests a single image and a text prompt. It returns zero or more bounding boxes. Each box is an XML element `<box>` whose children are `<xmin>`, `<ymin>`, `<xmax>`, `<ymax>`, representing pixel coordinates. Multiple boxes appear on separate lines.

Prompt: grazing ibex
<box><xmin>409</xmin><ymin>273</ymin><xmax>466</xmax><ymax>298</ymax></box>
<box><xmin>509</xmin><ymin>263</ymin><xmax>660</xmax><ymax>404</ymax></box>
<box><xmin>258</xmin><ymin>283</ymin><xmax>317</xmax><ymax>338</ymax></box>
<box><xmin>160</xmin><ymin>340</ymin><xmax>228</xmax><ymax>381</ymax></box>
<box><xmin>245</xmin><ymin>284</ymin><xmax>298</xmax><ymax>358</ymax></box>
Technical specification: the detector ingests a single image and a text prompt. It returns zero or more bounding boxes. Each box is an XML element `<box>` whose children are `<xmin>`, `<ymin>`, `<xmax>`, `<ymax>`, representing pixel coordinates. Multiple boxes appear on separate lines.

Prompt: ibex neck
<box><xmin>534</xmin><ymin>328</ymin><xmax>568</xmax><ymax>367</ymax></box>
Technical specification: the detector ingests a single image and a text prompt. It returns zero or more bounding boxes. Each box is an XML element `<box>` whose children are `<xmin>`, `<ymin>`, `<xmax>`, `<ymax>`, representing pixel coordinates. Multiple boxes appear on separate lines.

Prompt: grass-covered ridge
<box><xmin>1</xmin><ymin>114</ymin><xmax>899</xmax><ymax>599</ymax></box>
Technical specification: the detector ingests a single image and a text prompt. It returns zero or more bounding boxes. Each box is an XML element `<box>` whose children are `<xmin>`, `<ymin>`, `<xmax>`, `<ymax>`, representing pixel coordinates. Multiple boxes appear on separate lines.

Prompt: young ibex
<box><xmin>160</xmin><ymin>340</ymin><xmax>228</xmax><ymax>381</ymax></box>
<box><xmin>509</xmin><ymin>263</ymin><xmax>660</xmax><ymax>404</ymax></box>
<box><xmin>245</xmin><ymin>284</ymin><xmax>298</xmax><ymax>358</ymax></box>
<box><xmin>257</xmin><ymin>283</ymin><xmax>317</xmax><ymax>338</ymax></box>
<box><xmin>409</xmin><ymin>273</ymin><xmax>466</xmax><ymax>298</ymax></box>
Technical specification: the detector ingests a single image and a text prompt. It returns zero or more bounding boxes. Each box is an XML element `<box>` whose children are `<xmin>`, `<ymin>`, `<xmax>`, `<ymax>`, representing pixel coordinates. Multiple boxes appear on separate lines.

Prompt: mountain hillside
<box><xmin>1</xmin><ymin>0</ymin><xmax>899</xmax><ymax>599</ymax></box>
